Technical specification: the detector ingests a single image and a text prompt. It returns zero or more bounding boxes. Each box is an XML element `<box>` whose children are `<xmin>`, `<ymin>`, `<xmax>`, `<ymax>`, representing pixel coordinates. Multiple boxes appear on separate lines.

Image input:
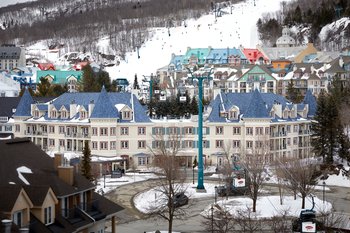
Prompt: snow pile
<box><xmin>201</xmin><ymin>196</ymin><xmax>332</xmax><ymax>219</ymax></box>
<box><xmin>17</xmin><ymin>166</ymin><xmax>33</xmax><ymax>185</ymax></box>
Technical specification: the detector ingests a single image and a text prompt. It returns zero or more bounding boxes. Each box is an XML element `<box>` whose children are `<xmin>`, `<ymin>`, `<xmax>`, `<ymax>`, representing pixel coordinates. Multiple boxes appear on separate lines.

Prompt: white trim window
<box><xmin>12</xmin><ymin>210</ymin><xmax>22</xmax><ymax>227</ymax></box>
<box><xmin>44</xmin><ymin>206</ymin><xmax>53</xmax><ymax>225</ymax></box>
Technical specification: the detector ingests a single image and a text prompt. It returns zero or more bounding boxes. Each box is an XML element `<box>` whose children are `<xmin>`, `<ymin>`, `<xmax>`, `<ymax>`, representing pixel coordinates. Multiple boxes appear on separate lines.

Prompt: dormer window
<box><xmin>270</xmin><ymin>110</ymin><xmax>275</xmax><ymax>118</ymax></box>
<box><xmin>122</xmin><ymin>110</ymin><xmax>131</xmax><ymax>120</ymax></box>
<box><xmin>291</xmin><ymin>110</ymin><xmax>295</xmax><ymax>118</ymax></box>
<box><xmin>51</xmin><ymin>110</ymin><xmax>57</xmax><ymax>118</ymax></box>
<box><xmin>283</xmin><ymin>110</ymin><xmax>289</xmax><ymax>119</ymax></box>
<box><xmin>61</xmin><ymin>110</ymin><xmax>67</xmax><ymax>119</ymax></box>
<box><xmin>229</xmin><ymin>106</ymin><xmax>239</xmax><ymax>120</ymax></box>
<box><xmin>80</xmin><ymin>111</ymin><xmax>87</xmax><ymax>119</ymax></box>
<box><xmin>33</xmin><ymin>110</ymin><xmax>40</xmax><ymax>118</ymax></box>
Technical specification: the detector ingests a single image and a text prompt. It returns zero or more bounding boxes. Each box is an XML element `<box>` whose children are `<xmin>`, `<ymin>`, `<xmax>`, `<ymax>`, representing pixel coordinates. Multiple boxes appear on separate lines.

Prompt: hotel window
<box><xmin>265</xmin><ymin>127</ymin><xmax>270</xmax><ymax>135</ymax></box>
<box><xmin>110</xmin><ymin>141</ymin><xmax>116</xmax><ymax>150</ymax></box>
<box><xmin>256</xmin><ymin>127</ymin><xmax>263</xmax><ymax>135</ymax></box>
<box><xmin>92</xmin><ymin>127</ymin><xmax>97</xmax><ymax>136</ymax></box>
<box><xmin>15</xmin><ymin>124</ymin><xmax>20</xmax><ymax>132</ymax></box>
<box><xmin>153</xmin><ymin>127</ymin><xmax>164</xmax><ymax>135</ymax></box>
<box><xmin>216</xmin><ymin>140</ymin><xmax>223</xmax><ymax>148</ymax></box>
<box><xmin>92</xmin><ymin>141</ymin><xmax>98</xmax><ymax>149</ymax></box>
<box><xmin>51</xmin><ymin>110</ymin><xmax>57</xmax><ymax>118</ymax></box>
<box><xmin>233</xmin><ymin>127</ymin><xmax>241</xmax><ymax>135</ymax></box>
<box><xmin>100</xmin><ymin>141</ymin><xmax>108</xmax><ymax>150</ymax></box>
<box><xmin>138</xmin><ymin>157</ymin><xmax>149</xmax><ymax>166</ymax></box>
<box><xmin>120</xmin><ymin>127</ymin><xmax>129</xmax><ymax>135</ymax></box>
<box><xmin>121</xmin><ymin>141</ymin><xmax>129</xmax><ymax>149</ymax></box>
<box><xmin>138</xmin><ymin>127</ymin><xmax>146</xmax><ymax>135</ymax></box>
<box><xmin>44</xmin><ymin>206</ymin><xmax>53</xmax><ymax>225</ymax></box>
<box><xmin>100</xmin><ymin>127</ymin><xmax>108</xmax><ymax>136</ymax></box>
<box><xmin>61</xmin><ymin>110</ymin><xmax>67</xmax><ymax>119</ymax></box>
<box><xmin>185</xmin><ymin>127</ymin><xmax>193</xmax><ymax>134</ymax></box>
<box><xmin>246</xmin><ymin>127</ymin><xmax>253</xmax><ymax>135</ymax></box>
<box><xmin>256</xmin><ymin>141</ymin><xmax>263</xmax><ymax>148</ymax></box>
<box><xmin>184</xmin><ymin>140</ymin><xmax>193</xmax><ymax>148</ymax></box>
<box><xmin>216</xmin><ymin>126</ymin><xmax>224</xmax><ymax>135</ymax></box>
<box><xmin>49</xmin><ymin>139</ymin><xmax>55</xmax><ymax>147</ymax></box>
<box><xmin>168</xmin><ymin>127</ymin><xmax>178</xmax><ymax>135</ymax></box>
<box><xmin>49</xmin><ymin>126</ymin><xmax>55</xmax><ymax>133</ymax></box>
<box><xmin>232</xmin><ymin>140</ymin><xmax>240</xmax><ymax>148</ymax></box>
<box><xmin>33</xmin><ymin>110</ymin><xmax>40</xmax><ymax>118</ymax></box>
<box><xmin>246</xmin><ymin>141</ymin><xmax>253</xmax><ymax>148</ymax></box>
<box><xmin>59</xmin><ymin>126</ymin><xmax>65</xmax><ymax>134</ymax></box>
<box><xmin>80</xmin><ymin>111</ymin><xmax>87</xmax><ymax>119</ymax></box>
<box><xmin>110</xmin><ymin>127</ymin><xmax>116</xmax><ymax>136</ymax></box>
<box><xmin>12</xmin><ymin>210</ymin><xmax>22</xmax><ymax>227</ymax></box>
<box><xmin>123</xmin><ymin>111</ymin><xmax>131</xmax><ymax>119</ymax></box>
<box><xmin>59</xmin><ymin>139</ymin><xmax>65</xmax><ymax>147</ymax></box>
<box><xmin>293</xmin><ymin>137</ymin><xmax>298</xmax><ymax>145</ymax></box>
<box><xmin>138</xmin><ymin>140</ymin><xmax>146</xmax><ymax>149</ymax></box>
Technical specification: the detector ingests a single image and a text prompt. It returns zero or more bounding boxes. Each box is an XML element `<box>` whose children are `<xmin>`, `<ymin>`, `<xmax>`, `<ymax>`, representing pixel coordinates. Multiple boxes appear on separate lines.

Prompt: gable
<box><xmin>12</xmin><ymin>189</ymin><xmax>34</xmax><ymax>213</ymax></box>
<box><xmin>239</xmin><ymin>66</ymin><xmax>276</xmax><ymax>82</ymax></box>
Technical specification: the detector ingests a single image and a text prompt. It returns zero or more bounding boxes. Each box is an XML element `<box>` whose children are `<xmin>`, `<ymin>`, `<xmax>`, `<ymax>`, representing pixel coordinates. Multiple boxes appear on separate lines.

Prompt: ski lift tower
<box><xmin>187</xmin><ymin>66</ymin><xmax>213</xmax><ymax>191</ymax></box>
<box><xmin>142</xmin><ymin>73</ymin><xmax>154</xmax><ymax>102</ymax></box>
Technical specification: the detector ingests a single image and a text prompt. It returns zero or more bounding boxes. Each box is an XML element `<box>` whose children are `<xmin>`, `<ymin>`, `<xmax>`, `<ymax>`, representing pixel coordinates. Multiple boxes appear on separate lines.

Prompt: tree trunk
<box><xmin>168</xmin><ymin>218</ymin><xmax>173</xmax><ymax>233</ymax></box>
<box><xmin>301</xmin><ymin>195</ymin><xmax>306</xmax><ymax>209</ymax></box>
<box><xmin>253</xmin><ymin>198</ymin><xmax>257</xmax><ymax>212</ymax></box>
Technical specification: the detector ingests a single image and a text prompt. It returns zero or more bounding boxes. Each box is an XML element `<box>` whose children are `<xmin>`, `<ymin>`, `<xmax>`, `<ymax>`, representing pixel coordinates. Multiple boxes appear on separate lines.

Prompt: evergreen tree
<box><xmin>82</xmin><ymin>64</ymin><xmax>96</xmax><ymax>92</ymax></box>
<box><xmin>81</xmin><ymin>141</ymin><xmax>93</xmax><ymax>181</ymax></box>
<box><xmin>96</xmin><ymin>70</ymin><xmax>111</xmax><ymax>91</ymax></box>
<box><xmin>36</xmin><ymin>77</ymin><xmax>51</xmax><ymax>97</ymax></box>
<box><xmin>133</xmin><ymin>74</ymin><xmax>139</xmax><ymax>89</ymax></box>
<box><xmin>338</xmin><ymin>131</ymin><xmax>350</xmax><ymax>161</ymax></box>
<box><xmin>311</xmin><ymin>91</ymin><xmax>329</xmax><ymax>163</ymax></box>
<box><xmin>286</xmin><ymin>79</ymin><xmax>303</xmax><ymax>103</ymax></box>
<box><xmin>190</xmin><ymin>96</ymin><xmax>198</xmax><ymax>115</ymax></box>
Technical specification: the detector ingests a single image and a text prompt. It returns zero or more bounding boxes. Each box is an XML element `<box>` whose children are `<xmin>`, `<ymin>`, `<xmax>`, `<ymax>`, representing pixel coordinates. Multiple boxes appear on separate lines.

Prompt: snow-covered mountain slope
<box><xmin>104</xmin><ymin>0</ymin><xmax>290</xmax><ymax>82</ymax></box>
<box><xmin>319</xmin><ymin>17</ymin><xmax>350</xmax><ymax>51</ymax></box>
<box><xmin>0</xmin><ymin>0</ymin><xmax>37</xmax><ymax>8</ymax></box>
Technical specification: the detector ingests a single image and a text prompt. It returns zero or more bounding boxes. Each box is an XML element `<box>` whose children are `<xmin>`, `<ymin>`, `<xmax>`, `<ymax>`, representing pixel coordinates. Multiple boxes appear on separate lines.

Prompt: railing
<box><xmin>24</xmin><ymin>130</ymin><xmax>47</xmax><ymax>136</ymax></box>
<box><xmin>64</xmin><ymin>132</ymin><xmax>90</xmax><ymax>138</ymax></box>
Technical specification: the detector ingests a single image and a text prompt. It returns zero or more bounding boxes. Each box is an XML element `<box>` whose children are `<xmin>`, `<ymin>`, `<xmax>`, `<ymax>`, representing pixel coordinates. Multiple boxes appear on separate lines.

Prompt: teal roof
<box><xmin>36</xmin><ymin>70</ymin><xmax>82</xmax><ymax>84</ymax></box>
<box><xmin>183</xmin><ymin>48</ymin><xmax>211</xmax><ymax>65</ymax></box>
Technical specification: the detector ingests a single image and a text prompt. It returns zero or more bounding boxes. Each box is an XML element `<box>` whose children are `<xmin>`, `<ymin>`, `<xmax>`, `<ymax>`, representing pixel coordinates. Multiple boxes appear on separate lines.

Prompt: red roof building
<box><xmin>242</xmin><ymin>48</ymin><xmax>268</xmax><ymax>64</ymax></box>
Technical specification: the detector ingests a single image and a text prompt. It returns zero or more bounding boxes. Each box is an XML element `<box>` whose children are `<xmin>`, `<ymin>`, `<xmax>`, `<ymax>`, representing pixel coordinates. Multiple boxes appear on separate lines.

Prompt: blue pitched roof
<box><xmin>207</xmin><ymin>48</ymin><xmax>246</xmax><ymax>60</ymax></box>
<box><xmin>244</xmin><ymin>89</ymin><xmax>270</xmax><ymax>118</ymax></box>
<box><xmin>90</xmin><ymin>86</ymin><xmax>119</xmax><ymax>119</ymax></box>
<box><xmin>13</xmin><ymin>88</ymin><xmax>34</xmax><ymax>117</ymax></box>
<box><xmin>303</xmin><ymin>90</ymin><xmax>317</xmax><ymax>117</ymax></box>
<box><xmin>50</xmin><ymin>89</ymin><xmax>151</xmax><ymax>122</ymax></box>
<box><xmin>207</xmin><ymin>91</ymin><xmax>290</xmax><ymax>122</ymax></box>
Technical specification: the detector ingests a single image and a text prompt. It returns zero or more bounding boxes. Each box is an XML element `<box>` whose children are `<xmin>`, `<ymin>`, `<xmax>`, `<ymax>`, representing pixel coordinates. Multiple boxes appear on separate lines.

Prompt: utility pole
<box><xmin>187</xmin><ymin>67</ymin><xmax>213</xmax><ymax>191</ymax></box>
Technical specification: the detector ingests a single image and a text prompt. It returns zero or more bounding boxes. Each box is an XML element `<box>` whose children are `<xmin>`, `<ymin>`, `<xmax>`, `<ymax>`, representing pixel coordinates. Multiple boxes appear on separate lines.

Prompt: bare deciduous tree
<box><xmin>242</xmin><ymin>139</ymin><xmax>270</xmax><ymax>213</ymax></box>
<box><xmin>146</xmin><ymin>130</ymin><xmax>189</xmax><ymax>233</ymax></box>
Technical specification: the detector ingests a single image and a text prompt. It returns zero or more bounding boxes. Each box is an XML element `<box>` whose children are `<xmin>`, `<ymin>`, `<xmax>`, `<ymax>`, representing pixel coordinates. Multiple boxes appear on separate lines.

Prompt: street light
<box><xmin>215</xmin><ymin>186</ymin><xmax>218</xmax><ymax>204</ymax></box>
<box><xmin>187</xmin><ymin>67</ymin><xmax>213</xmax><ymax>191</ymax></box>
<box><xmin>323</xmin><ymin>181</ymin><xmax>326</xmax><ymax>204</ymax></box>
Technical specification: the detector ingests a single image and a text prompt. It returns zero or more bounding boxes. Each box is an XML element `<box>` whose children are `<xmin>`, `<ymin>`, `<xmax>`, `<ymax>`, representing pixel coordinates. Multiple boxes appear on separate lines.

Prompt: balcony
<box><xmin>24</xmin><ymin>130</ymin><xmax>47</xmax><ymax>136</ymax></box>
<box><xmin>64</xmin><ymin>132</ymin><xmax>90</xmax><ymax>138</ymax></box>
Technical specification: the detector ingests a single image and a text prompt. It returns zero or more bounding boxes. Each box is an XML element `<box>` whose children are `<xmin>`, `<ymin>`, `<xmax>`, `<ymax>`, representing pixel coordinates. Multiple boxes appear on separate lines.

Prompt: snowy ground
<box><xmin>201</xmin><ymin>196</ymin><xmax>332</xmax><ymax>219</ymax></box>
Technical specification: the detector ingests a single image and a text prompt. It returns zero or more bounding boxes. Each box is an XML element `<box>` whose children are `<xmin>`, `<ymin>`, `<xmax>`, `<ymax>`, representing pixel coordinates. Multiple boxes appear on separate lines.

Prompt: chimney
<box><xmin>54</xmin><ymin>153</ymin><xmax>63</xmax><ymax>170</ymax></box>
<box><xmin>58</xmin><ymin>165</ymin><xmax>74</xmax><ymax>186</ymax></box>
<box><xmin>70</xmin><ymin>100</ymin><xmax>77</xmax><ymax>118</ymax></box>
<box><xmin>88</xmin><ymin>100</ymin><xmax>94</xmax><ymax>117</ymax></box>
<box><xmin>2</xmin><ymin>219</ymin><xmax>12</xmax><ymax>233</ymax></box>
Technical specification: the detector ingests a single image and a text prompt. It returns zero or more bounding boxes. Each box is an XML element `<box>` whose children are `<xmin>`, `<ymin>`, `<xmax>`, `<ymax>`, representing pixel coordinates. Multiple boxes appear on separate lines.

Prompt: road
<box><xmin>105</xmin><ymin>175</ymin><xmax>350</xmax><ymax>233</ymax></box>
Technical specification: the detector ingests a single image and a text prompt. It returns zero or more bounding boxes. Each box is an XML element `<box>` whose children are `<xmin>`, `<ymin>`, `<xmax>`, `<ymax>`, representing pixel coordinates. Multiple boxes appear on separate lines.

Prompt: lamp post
<box><xmin>215</xmin><ymin>186</ymin><xmax>218</xmax><ymax>204</ymax></box>
<box><xmin>323</xmin><ymin>181</ymin><xmax>326</xmax><ymax>204</ymax></box>
<box><xmin>211</xmin><ymin>204</ymin><xmax>214</xmax><ymax>233</ymax></box>
<box><xmin>192</xmin><ymin>165</ymin><xmax>195</xmax><ymax>184</ymax></box>
<box><xmin>187</xmin><ymin>67</ymin><xmax>213</xmax><ymax>191</ymax></box>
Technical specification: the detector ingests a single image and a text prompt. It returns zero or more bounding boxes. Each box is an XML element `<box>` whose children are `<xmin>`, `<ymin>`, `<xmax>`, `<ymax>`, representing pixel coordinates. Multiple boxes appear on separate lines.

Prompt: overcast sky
<box><xmin>0</xmin><ymin>0</ymin><xmax>36</xmax><ymax>8</ymax></box>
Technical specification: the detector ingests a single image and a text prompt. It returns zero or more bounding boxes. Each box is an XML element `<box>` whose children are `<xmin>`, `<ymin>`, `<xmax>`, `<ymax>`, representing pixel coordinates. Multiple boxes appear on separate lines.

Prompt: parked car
<box><xmin>216</xmin><ymin>185</ymin><xmax>248</xmax><ymax>197</ymax></box>
<box><xmin>172</xmin><ymin>192</ymin><xmax>189</xmax><ymax>208</ymax></box>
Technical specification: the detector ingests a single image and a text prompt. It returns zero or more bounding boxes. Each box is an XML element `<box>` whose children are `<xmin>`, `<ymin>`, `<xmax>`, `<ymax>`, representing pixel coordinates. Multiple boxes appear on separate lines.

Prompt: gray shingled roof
<box><xmin>0</xmin><ymin>46</ymin><xmax>21</xmax><ymax>60</ymax></box>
